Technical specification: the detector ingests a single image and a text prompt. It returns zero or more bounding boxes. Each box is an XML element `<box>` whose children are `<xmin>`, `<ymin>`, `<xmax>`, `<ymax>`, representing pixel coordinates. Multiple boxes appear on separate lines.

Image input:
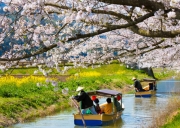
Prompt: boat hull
<box><xmin>74</xmin><ymin>111</ymin><xmax>122</xmax><ymax>126</ymax></box>
<box><xmin>135</xmin><ymin>90</ymin><xmax>156</xmax><ymax>98</ymax></box>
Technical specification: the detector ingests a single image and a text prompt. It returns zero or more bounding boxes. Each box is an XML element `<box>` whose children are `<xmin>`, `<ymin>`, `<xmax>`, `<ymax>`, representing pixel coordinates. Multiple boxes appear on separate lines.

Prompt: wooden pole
<box><xmin>71</xmin><ymin>98</ymin><xmax>87</xmax><ymax>128</ymax></box>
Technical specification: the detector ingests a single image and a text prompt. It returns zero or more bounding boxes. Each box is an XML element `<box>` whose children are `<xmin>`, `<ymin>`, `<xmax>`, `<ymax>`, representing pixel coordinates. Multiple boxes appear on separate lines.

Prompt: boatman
<box><xmin>73</xmin><ymin>86</ymin><xmax>97</xmax><ymax>114</ymax></box>
<box><xmin>132</xmin><ymin>77</ymin><xmax>145</xmax><ymax>92</ymax></box>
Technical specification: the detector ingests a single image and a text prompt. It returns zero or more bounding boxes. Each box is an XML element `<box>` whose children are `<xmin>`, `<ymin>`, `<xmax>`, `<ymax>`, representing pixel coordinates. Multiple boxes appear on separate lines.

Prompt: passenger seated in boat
<box><xmin>114</xmin><ymin>97</ymin><xmax>122</xmax><ymax>112</ymax></box>
<box><xmin>132</xmin><ymin>77</ymin><xmax>145</xmax><ymax>92</ymax></box>
<box><xmin>149</xmin><ymin>83</ymin><xmax>154</xmax><ymax>90</ymax></box>
<box><xmin>149</xmin><ymin>82</ymin><xmax>157</xmax><ymax>90</ymax></box>
<box><xmin>94</xmin><ymin>98</ymin><xmax>101</xmax><ymax>114</ymax></box>
<box><xmin>100</xmin><ymin>98</ymin><xmax>113</xmax><ymax>114</ymax></box>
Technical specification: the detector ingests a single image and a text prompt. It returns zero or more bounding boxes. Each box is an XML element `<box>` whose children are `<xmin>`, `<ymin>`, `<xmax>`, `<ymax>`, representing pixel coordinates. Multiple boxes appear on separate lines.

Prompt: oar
<box><xmin>71</xmin><ymin>98</ymin><xmax>87</xmax><ymax>128</ymax></box>
<box><xmin>62</xmin><ymin>88</ymin><xmax>86</xmax><ymax>127</ymax></box>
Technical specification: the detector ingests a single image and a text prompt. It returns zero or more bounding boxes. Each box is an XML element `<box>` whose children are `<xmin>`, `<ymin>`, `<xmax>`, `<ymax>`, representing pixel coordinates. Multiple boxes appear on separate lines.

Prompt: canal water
<box><xmin>7</xmin><ymin>80</ymin><xmax>180</xmax><ymax>128</ymax></box>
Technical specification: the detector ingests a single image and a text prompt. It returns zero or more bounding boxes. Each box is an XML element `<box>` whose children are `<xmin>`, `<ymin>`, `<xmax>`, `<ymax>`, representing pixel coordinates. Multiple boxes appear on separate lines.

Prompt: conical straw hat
<box><xmin>76</xmin><ymin>86</ymin><xmax>84</xmax><ymax>92</ymax></box>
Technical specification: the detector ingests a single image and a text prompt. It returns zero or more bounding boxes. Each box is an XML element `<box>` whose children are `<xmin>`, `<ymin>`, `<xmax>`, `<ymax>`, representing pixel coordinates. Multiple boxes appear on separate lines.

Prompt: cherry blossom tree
<box><xmin>0</xmin><ymin>0</ymin><xmax>180</xmax><ymax>74</ymax></box>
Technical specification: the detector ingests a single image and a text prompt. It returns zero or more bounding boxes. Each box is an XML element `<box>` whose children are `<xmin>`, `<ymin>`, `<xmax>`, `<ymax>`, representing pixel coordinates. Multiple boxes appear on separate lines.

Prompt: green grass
<box><xmin>58</xmin><ymin>64</ymin><xmax>151</xmax><ymax>93</ymax></box>
<box><xmin>0</xmin><ymin>67</ymin><xmax>66</xmax><ymax>75</ymax></box>
<box><xmin>152</xmin><ymin>67</ymin><xmax>180</xmax><ymax>80</ymax></box>
<box><xmin>0</xmin><ymin>63</ymin><xmax>176</xmax><ymax>80</ymax></box>
<box><xmin>0</xmin><ymin>67</ymin><xmax>37</xmax><ymax>75</ymax></box>
<box><xmin>0</xmin><ymin>84</ymin><xmax>63</xmax><ymax>118</ymax></box>
<box><xmin>161</xmin><ymin>111</ymin><xmax>180</xmax><ymax>128</ymax></box>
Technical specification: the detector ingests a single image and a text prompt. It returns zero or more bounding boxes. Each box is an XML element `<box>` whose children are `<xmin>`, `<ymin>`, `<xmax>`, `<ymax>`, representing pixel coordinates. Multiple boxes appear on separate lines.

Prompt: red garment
<box><xmin>95</xmin><ymin>104</ymin><xmax>101</xmax><ymax>114</ymax></box>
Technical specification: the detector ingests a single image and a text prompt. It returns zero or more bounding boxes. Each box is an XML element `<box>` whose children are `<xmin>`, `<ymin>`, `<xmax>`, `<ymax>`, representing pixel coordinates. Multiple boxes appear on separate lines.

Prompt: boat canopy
<box><xmin>87</xmin><ymin>89</ymin><xmax>122</xmax><ymax>97</ymax></box>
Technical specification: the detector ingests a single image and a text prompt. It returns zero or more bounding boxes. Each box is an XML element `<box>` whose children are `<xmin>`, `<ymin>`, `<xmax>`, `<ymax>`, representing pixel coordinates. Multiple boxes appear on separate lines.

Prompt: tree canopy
<box><xmin>0</xmin><ymin>0</ymin><xmax>180</xmax><ymax>73</ymax></box>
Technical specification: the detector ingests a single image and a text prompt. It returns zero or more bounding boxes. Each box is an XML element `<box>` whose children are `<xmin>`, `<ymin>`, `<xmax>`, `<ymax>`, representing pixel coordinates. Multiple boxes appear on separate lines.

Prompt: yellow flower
<box><xmin>67</xmin><ymin>71</ymin><xmax>101</xmax><ymax>80</ymax></box>
<box><xmin>0</xmin><ymin>76</ymin><xmax>47</xmax><ymax>87</ymax></box>
<box><xmin>116</xmin><ymin>70</ymin><xmax>125</xmax><ymax>75</ymax></box>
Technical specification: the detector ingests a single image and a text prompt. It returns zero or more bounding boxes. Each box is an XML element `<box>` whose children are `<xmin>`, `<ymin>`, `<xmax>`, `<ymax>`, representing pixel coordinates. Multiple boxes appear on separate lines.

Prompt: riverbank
<box><xmin>0</xmin><ymin>104</ymin><xmax>64</xmax><ymax>127</ymax></box>
<box><xmin>0</xmin><ymin>93</ymin><xmax>71</xmax><ymax>128</ymax></box>
<box><xmin>0</xmin><ymin>64</ymin><xmax>178</xmax><ymax>127</ymax></box>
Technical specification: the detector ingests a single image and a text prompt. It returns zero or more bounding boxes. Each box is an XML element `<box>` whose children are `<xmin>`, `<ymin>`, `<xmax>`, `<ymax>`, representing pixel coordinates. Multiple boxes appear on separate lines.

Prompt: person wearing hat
<box><xmin>73</xmin><ymin>86</ymin><xmax>97</xmax><ymax>114</ymax></box>
<box><xmin>132</xmin><ymin>77</ymin><xmax>145</xmax><ymax>92</ymax></box>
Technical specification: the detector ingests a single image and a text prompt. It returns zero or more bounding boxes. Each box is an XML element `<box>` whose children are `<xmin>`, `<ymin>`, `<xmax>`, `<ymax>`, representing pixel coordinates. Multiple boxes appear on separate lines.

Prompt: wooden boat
<box><xmin>135</xmin><ymin>78</ymin><xmax>157</xmax><ymax>98</ymax></box>
<box><xmin>135</xmin><ymin>90</ymin><xmax>156</xmax><ymax>97</ymax></box>
<box><xmin>72</xmin><ymin>89</ymin><xmax>124</xmax><ymax>126</ymax></box>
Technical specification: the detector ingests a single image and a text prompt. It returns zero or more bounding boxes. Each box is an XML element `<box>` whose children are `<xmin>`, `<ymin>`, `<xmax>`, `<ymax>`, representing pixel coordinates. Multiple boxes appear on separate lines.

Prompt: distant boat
<box><xmin>72</xmin><ymin>89</ymin><xmax>124</xmax><ymax>126</ymax></box>
<box><xmin>135</xmin><ymin>78</ymin><xmax>157</xmax><ymax>98</ymax></box>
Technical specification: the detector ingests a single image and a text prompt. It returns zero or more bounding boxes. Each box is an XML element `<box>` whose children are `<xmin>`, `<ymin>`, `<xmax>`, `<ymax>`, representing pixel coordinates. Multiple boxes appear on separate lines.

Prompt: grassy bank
<box><xmin>0</xmin><ymin>64</ymin><xmax>177</xmax><ymax>127</ymax></box>
<box><xmin>148</xmin><ymin>96</ymin><xmax>180</xmax><ymax>128</ymax></box>
<box><xmin>0</xmin><ymin>76</ymin><xmax>70</xmax><ymax>127</ymax></box>
<box><xmin>161</xmin><ymin>110</ymin><xmax>180</xmax><ymax>128</ymax></box>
